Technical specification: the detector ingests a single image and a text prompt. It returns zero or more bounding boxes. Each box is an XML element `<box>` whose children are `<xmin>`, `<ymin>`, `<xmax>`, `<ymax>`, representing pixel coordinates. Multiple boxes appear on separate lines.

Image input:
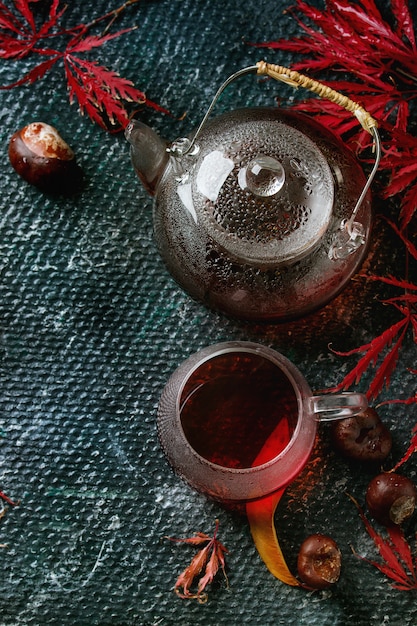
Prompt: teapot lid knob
<box><xmin>239</xmin><ymin>155</ymin><xmax>285</xmax><ymax>198</ymax></box>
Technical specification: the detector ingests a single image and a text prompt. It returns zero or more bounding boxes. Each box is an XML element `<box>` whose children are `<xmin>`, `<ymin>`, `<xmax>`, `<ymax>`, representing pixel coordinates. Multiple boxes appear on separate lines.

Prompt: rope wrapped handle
<box><xmin>256</xmin><ymin>61</ymin><xmax>378</xmax><ymax>135</ymax></box>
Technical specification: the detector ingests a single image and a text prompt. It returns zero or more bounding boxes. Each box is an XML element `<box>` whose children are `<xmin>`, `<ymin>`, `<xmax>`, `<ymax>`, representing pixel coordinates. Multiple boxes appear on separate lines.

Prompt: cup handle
<box><xmin>307</xmin><ymin>393</ymin><xmax>368</xmax><ymax>422</ymax></box>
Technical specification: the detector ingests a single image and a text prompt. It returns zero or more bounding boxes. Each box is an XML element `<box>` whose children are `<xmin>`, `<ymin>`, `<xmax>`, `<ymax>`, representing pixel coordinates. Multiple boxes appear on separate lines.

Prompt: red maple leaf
<box><xmin>253</xmin><ymin>0</ymin><xmax>417</xmax><ymax>225</ymax></box>
<box><xmin>0</xmin><ymin>0</ymin><xmax>64</xmax><ymax>59</ymax></box>
<box><xmin>63</xmin><ymin>54</ymin><xmax>150</xmax><ymax>130</ymax></box>
<box><xmin>0</xmin><ymin>0</ymin><xmax>168</xmax><ymax>130</ymax></box>
<box><xmin>350</xmin><ymin>494</ymin><xmax>417</xmax><ymax>590</ymax></box>
<box><xmin>330</xmin><ymin>312</ymin><xmax>412</xmax><ymax>400</ymax></box>
<box><xmin>380</xmin><ymin>131</ymin><xmax>417</xmax><ymax>228</ymax></box>
<box><xmin>256</xmin><ymin>0</ymin><xmax>417</xmax><ymax>102</ymax></box>
<box><xmin>329</xmin><ymin>223</ymin><xmax>417</xmax><ymax>401</ymax></box>
<box><xmin>390</xmin><ymin>423</ymin><xmax>417</xmax><ymax>471</ymax></box>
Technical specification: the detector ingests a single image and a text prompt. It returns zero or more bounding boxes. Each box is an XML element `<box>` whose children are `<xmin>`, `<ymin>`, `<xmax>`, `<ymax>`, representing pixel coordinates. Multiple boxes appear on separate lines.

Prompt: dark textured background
<box><xmin>0</xmin><ymin>1</ymin><xmax>416</xmax><ymax>624</ymax></box>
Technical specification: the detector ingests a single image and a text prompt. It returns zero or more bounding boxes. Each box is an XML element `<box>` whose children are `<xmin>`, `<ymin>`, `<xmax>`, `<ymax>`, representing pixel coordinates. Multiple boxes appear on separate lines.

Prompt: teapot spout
<box><xmin>125</xmin><ymin>120</ymin><xmax>169</xmax><ymax>196</ymax></box>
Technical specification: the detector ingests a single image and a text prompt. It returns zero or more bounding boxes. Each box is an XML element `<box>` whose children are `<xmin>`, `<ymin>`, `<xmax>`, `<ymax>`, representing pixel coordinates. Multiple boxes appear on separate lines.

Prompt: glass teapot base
<box><xmin>157</xmin><ymin>229</ymin><xmax>371</xmax><ymax>322</ymax></box>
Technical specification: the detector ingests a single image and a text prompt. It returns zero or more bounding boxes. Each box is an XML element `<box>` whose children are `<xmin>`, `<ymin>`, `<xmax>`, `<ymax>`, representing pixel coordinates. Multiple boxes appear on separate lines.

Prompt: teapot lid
<box><xmin>185</xmin><ymin>112</ymin><xmax>334</xmax><ymax>265</ymax></box>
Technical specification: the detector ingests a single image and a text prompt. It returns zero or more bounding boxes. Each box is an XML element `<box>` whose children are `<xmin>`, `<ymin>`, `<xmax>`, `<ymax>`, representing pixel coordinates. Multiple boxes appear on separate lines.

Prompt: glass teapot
<box><xmin>126</xmin><ymin>61</ymin><xmax>381</xmax><ymax>321</ymax></box>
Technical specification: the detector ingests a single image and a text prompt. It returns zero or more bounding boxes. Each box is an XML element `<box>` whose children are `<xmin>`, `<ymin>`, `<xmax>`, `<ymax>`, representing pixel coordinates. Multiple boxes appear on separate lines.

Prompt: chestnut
<box><xmin>366</xmin><ymin>472</ymin><xmax>417</xmax><ymax>526</ymax></box>
<box><xmin>8</xmin><ymin>122</ymin><xmax>82</xmax><ymax>194</ymax></box>
<box><xmin>297</xmin><ymin>534</ymin><xmax>341</xmax><ymax>589</ymax></box>
<box><xmin>331</xmin><ymin>407</ymin><xmax>392</xmax><ymax>463</ymax></box>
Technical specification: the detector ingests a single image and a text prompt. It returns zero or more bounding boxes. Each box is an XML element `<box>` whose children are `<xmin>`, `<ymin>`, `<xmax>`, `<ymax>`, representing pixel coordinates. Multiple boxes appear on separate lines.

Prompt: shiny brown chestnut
<box><xmin>297</xmin><ymin>534</ymin><xmax>341</xmax><ymax>589</ymax></box>
<box><xmin>331</xmin><ymin>407</ymin><xmax>392</xmax><ymax>463</ymax></box>
<box><xmin>366</xmin><ymin>472</ymin><xmax>417</xmax><ymax>526</ymax></box>
<box><xmin>8</xmin><ymin>122</ymin><xmax>82</xmax><ymax>193</ymax></box>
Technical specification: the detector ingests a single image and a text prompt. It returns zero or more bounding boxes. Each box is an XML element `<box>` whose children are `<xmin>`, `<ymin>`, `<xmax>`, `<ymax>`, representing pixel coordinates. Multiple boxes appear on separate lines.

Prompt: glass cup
<box><xmin>157</xmin><ymin>341</ymin><xmax>368</xmax><ymax>502</ymax></box>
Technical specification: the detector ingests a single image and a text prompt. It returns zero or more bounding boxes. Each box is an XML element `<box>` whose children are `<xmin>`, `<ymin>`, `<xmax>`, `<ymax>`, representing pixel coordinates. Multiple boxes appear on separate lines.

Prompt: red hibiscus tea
<box><xmin>179</xmin><ymin>351</ymin><xmax>299</xmax><ymax>469</ymax></box>
<box><xmin>158</xmin><ymin>342</ymin><xmax>365</xmax><ymax>501</ymax></box>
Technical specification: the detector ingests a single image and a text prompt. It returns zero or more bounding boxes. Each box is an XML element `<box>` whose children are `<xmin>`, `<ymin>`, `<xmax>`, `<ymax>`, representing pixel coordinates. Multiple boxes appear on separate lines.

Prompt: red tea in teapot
<box><xmin>179</xmin><ymin>351</ymin><xmax>298</xmax><ymax>469</ymax></box>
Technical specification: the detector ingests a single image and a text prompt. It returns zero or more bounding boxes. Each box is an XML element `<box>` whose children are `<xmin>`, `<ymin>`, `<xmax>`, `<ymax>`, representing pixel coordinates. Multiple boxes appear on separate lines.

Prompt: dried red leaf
<box><xmin>173</xmin><ymin>544</ymin><xmax>211</xmax><ymax>600</ymax></box>
<box><xmin>196</xmin><ymin>544</ymin><xmax>226</xmax><ymax>598</ymax></box>
<box><xmin>0</xmin><ymin>490</ymin><xmax>18</xmax><ymax>506</ymax></box>
<box><xmin>165</xmin><ymin>520</ymin><xmax>229</xmax><ymax>603</ymax></box>
<box><xmin>165</xmin><ymin>531</ymin><xmax>215</xmax><ymax>547</ymax></box>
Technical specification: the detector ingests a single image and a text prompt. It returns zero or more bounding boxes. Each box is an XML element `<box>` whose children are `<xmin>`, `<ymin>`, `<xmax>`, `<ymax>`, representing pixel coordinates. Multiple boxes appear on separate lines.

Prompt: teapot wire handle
<box><xmin>184</xmin><ymin>61</ymin><xmax>381</xmax><ymax>260</ymax></box>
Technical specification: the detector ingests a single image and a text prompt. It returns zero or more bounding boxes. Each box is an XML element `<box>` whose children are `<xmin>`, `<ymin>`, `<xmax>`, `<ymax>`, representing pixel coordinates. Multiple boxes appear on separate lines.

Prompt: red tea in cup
<box><xmin>179</xmin><ymin>351</ymin><xmax>298</xmax><ymax>469</ymax></box>
<box><xmin>157</xmin><ymin>342</ymin><xmax>367</xmax><ymax>501</ymax></box>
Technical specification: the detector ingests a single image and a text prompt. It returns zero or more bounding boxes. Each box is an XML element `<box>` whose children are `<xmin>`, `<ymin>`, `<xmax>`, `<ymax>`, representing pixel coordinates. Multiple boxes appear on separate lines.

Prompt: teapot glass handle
<box><xmin>183</xmin><ymin>61</ymin><xmax>381</xmax><ymax>260</ymax></box>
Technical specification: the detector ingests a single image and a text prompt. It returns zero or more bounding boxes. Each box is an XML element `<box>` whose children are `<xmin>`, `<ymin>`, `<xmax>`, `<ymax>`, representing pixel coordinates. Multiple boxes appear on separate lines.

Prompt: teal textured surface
<box><xmin>0</xmin><ymin>1</ymin><xmax>416</xmax><ymax>624</ymax></box>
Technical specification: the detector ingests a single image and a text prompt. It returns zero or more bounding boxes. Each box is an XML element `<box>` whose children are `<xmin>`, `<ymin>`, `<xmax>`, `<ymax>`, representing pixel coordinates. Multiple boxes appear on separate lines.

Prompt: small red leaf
<box><xmin>390</xmin><ymin>0</ymin><xmax>417</xmax><ymax>48</ymax></box>
<box><xmin>0</xmin><ymin>54</ymin><xmax>60</xmax><ymax>89</ymax></box>
<box><xmin>400</xmin><ymin>185</ymin><xmax>417</xmax><ymax>229</ymax></box>
<box><xmin>365</xmin><ymin>274</ymin><xmax>417</xmax><ymax>291</ymax></box>
<box><xmin>0</xmin><ymin>3</ymin><xmax>27</xmax><ymax>35</ymax></box>
<box><xmin>64</xmin><ymin>54</ymin><xmax>152</xmax><ymax>129</ymax></box>
<box><xmin>13</xmin><ymin>0</ymin><xmax>36</xmax><ymax>32</ymax></box>
<box><xmin>384</xmin><ymin>164</ymin><xmax>417</xmax><ymax>198</ymax></box>
<box><xmin>330</xmin><ymin>316</ymin><xmax>409</xmax><ymax>391</ymax></box>
<box><xmin>388</xmin><ymin>524</ymin><xmax>417</xmax><ymax>577</ymax></box>
<box><xmin>0</xmin><ymin>490</ymin><xmax>18</xmax><ymax>507</ymax></box>
<box><xmin>38</xmin><ymin>0</ymin><xmax>66</xmax><ymax>38</ymax></box>
<box><xmin>385</xmin><ymin>218</ymin><xmax>417</xmax><ymax>260</ymax></box>
<box><xmin>391</xmin><ymin>424</ymin><xmax>417</xmax><ymax>471</ymax></box>
<box><xmin>66</xmin><ymin>28</ymin><xmax>134</xmax><ymax>53</ymax></box>
<box><xmin>349</xmin><ymin>494</ymin><xmax>417</xmax><ymax>589</ymax></box>
<box><xmin>366</xmin><ymin>321</ymin><xmax>409</xmax><ymax>399</ymax></box>
<box><xmin>165</xmin><ymin>520</ymin><xmax>229</xmax><ymax>603</ymax></box>
<box><xmin>0</xmin><ymin>2</ymin><xmax>168</xmax><ymax>129</ymax></box>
